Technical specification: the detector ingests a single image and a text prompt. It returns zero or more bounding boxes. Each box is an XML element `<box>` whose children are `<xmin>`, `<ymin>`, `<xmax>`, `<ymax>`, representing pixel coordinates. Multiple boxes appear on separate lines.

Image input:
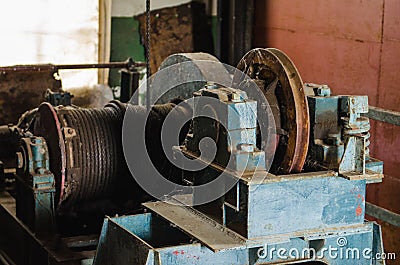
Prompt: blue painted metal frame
<box><xmin>246</xmin><ymin>175</ymin><xmax>366</xmax><ymax>238</ymax></box>
<box><xmin>94</xmin><ymin>213</ymin><xmax>385</xmax><ymax>265</ymax></box>
<box><xmin>93</xmin><ymin>166</ymin><xmax>386</xmax><ymax>265</ymax></box>
<box><xmin>15</xmin><ymin>137</ymin><xmax>56</xmax><ymax>238</ymax></box>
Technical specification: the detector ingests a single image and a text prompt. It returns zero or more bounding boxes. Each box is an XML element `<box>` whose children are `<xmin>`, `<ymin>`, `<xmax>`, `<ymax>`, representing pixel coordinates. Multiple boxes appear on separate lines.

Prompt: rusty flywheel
<box><xmin>237</xmin><ymin>48</ymin><xmax>310</xmax><ymax>174</ymax></box>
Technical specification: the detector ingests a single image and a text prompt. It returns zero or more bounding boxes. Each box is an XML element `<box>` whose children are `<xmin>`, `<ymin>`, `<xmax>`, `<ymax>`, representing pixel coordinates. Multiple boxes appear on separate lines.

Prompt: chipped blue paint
<box><xmin>245</xmin><ymin>176</ymin><xmax>366</xmax><ymax>238</ymax></box>
<box><xmin>94</xmin><ymin>213</ymin><xmax>383</xmax><ymax>265</ymax></box>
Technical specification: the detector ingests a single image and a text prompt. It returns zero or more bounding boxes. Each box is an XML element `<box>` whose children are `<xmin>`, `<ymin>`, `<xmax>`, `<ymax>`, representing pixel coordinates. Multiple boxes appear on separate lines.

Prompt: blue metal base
<box><xmin>93</xmin><ymin>169</ymin><xmax>386</xmax><ymax>265</ymax></box>
<box><xmin>93</xmin><ymin>213</ymin><xmax>385</xmax><ymax>265</ymax></box>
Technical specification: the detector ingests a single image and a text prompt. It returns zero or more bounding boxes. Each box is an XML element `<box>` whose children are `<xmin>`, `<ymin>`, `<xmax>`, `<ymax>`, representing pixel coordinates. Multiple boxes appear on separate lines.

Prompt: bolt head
<box><xmin>238</xmin><ymin>143</ymin><xmax>254</xmax><ymax>152</ymax></box>
<box><xmin>231</xmin><ymin>93</ymin><xmax>242</xmax><ymax>102</ymax></box>
<box><xmin>317</xmin><ymin>87</ymin><xmax>331</xmax><ymax>97</ymax></box>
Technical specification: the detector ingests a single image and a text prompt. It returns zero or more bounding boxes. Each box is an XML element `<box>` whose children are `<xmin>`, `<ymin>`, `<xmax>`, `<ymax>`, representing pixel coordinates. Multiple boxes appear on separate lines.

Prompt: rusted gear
<box><xmin>237</xmin><ymin>48</ymin><xmax>310</xmax><ymax>174</ymax></box>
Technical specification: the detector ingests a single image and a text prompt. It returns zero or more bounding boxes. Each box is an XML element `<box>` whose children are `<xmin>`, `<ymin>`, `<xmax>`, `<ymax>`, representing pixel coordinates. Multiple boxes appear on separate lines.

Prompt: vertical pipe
<box><xmin>146</xmin><ymin>0</ymin><xmax>151</xmax><ymax>111</ymax></box>
<box><xmin>228</xmin><ymin>0</ymin><xmax>236</xmax><ymax>65</ymax></box>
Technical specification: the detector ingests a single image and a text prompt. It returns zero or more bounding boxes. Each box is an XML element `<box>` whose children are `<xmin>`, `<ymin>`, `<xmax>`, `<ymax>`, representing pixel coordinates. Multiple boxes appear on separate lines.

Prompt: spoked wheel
<box><xmin>237</xmin><ymin>48</ymin><xmax>310</xmax><ymax>174</ymax></box>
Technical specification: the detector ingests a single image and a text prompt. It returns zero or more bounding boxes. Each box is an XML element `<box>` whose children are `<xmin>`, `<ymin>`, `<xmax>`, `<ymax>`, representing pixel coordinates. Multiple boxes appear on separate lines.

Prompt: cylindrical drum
<box><xmin>33</xmin><ymin>101</ymin><xmax>192</xmax><ymax>210</ymax></box>
<box><xmin>34</xmin><ymin>101</ymin><xmax>127</xmax><ymax>208</ymax></box>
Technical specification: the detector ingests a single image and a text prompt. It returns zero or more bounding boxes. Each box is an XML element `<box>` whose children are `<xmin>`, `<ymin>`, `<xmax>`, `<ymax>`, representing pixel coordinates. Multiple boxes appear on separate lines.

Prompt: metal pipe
<box><xmin>366</xmin><ymin>202</ymin><xmax>400</xmax><ymax>227</ymax></box>
<box><xmin>146</xmin><ymin>0</ymin><xmax>152</xmax><ymax>111</ymax></box>
<box><xmin>366</xmin><ymin>106</ymin><xmax>400</xmax><ymax>126</ymax></box>
<box><xmin>0</xmin><ymin>58</ymin><xmax>146</xmax><ymax>73</ymax></box>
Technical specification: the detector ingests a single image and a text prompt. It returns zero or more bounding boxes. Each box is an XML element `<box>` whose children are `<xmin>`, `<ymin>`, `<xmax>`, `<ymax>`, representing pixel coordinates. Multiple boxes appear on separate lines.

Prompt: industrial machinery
<box><xmin>0</xmin><ymin>48</ymin><xmax>385</xmax><ymax>265</ymax></box>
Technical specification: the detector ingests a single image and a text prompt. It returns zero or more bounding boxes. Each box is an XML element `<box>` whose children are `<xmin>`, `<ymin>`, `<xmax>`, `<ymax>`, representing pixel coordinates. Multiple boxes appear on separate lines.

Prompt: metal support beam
<box><xmin>366</xmin><ymin>106</ymin><xmax>400</xmax><ymax>126</ymax></box>
<box><xmin>366</xmin><ymin>202</ymin><xmax>400</xmax><ymax>227</ymax></box>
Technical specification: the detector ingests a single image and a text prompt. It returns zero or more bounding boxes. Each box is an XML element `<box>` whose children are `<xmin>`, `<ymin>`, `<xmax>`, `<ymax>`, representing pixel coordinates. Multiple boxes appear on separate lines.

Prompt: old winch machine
<box><xmin>0</xmin><ymin>48</ymin><xmax>385</xmax><ymax>265</ymax></box>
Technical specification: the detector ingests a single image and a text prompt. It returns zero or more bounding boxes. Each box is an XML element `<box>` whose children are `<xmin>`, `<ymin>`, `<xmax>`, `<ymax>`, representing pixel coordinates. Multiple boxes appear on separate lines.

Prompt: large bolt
<box><xmin>238</xmin><ymin>143</ymin><xmax>254</xmax><ymax>152</ymax></box>
<box><xmin>205</xmin><ymin>82</ymin><xmax>218</xmax><ymax>89</ymax></box>
<box><xmin>231</xmin><ymin>93</ymin><xmax>243</xmax><ymax>102</ymax></box>
<box><xmin>316</xmin><ymin>85</ymin><xmax>331</xmax><ymax>97</ymax></box>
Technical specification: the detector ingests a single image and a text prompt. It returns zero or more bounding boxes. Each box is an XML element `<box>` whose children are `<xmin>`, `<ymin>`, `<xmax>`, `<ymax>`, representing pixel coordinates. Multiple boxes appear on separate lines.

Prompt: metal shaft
<box><xmin>0</xmin><ymin>59</ymin><xmax>146</xmax><ymax>73</ymax></box>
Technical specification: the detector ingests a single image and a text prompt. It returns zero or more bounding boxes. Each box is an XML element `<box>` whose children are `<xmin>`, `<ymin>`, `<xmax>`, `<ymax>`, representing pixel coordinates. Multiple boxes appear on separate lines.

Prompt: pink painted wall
<box><xmin>254</xmin><ymin>0</ymin><xmax>399</xmax><ymax>259</ymax></box>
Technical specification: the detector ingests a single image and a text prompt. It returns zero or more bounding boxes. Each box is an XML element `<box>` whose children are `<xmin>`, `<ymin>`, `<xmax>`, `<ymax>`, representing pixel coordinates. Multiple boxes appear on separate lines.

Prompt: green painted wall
<box><xmin>109</xmin><ymin>17</ymin><xmax>145</xmax><ymax>87</ymax></box>
<box><xmin>109</xmin><ymin>15</ymin><xmax>217</xmax><ymax>87</ymax></box>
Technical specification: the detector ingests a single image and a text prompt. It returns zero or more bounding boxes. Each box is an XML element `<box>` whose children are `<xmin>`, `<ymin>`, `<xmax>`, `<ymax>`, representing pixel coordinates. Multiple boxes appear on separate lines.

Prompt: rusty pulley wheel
<box><xmin>237</xmin><ymin>48</ymin><xmax>310</xmax><ymax>174</ymax></box>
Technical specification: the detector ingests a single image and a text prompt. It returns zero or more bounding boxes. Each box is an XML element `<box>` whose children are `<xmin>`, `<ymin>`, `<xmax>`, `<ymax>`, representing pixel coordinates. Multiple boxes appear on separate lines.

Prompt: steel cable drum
<box><xmin>237</xmin><ymin>48</ymin><xmax>310</xmax><ymax>174</ymax></box>
<box><xmin>33</xmin><ymin>101</ymin><xmax>128</xmax><ymax>208</ymax></box>
<box><xmin>33</xmin><ymin>101</ymin><xmax>192</xmax><ymax>210</ymax></box>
